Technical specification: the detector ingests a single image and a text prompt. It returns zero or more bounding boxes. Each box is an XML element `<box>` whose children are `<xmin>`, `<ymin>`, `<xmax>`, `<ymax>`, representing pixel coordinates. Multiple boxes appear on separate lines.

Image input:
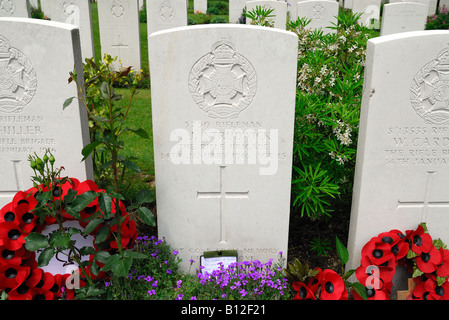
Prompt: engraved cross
<box><xmin>197</xmin><ymin>166</ymin><xmax>249</xmax><ymax>244</ymax></box>
<box><xmin>397</xmin><ymin>171</ymin><xmax>449</xmax><ymax>223</ymax></box>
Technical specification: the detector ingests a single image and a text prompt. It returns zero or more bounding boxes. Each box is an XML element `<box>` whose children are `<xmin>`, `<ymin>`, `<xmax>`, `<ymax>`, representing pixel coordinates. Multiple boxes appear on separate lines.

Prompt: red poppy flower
<box><xmin>412</xmin><ymin>278</ymin><xmax>449</xmax><ymax>300</ymax></box>
<box><xmin>292</xmin><ymin>281</ymin><xmax>316</xmax><ymax>300</ymax></box>
<box><xmin>307</xmin><ymin>267</ymin><xmax>323</xmax><ymax>293</ymax></box>
<box><xmin>360</xmin><ymin>237</ymin><xmax>396</xmax><ymax>267</ymax></box>
<box><xmin>436</xmin><ymin>248</ymin><xmax>449</xmax><ymax>278</ymax></box>
<box><xmin>319</xmin><ymin>269</ymin><xmax>347</xmax><ymax>300</ymax></box>
<box><xmin>355</xmin><ymin>264</ymin><xmax>392</xmax><ymax>300</ymax></box>
<box><xmin>408</xmin><ymin>225</ymin><xmax>433</xmax><ymax>254</ymax></box>
<box><xmin>378</xmin><ymin>229</ymin><xmax>409</xmax><ymax>260</ymax></box>
<box><xmin>0</xmin><ymin>222</ymin><xmax>26</xmax><ymax>251</ymax></box>
<box><xmin>0</xmin><ymin>265</ymin><xmax>30</xmax><ymax>291</ymax></box>
<box><xmin>0</xmin><ymin>246</ymin><xmax>26</xmax><ymax>267</ymax></box>
<box><xmin>416</xmin><ymin>245</ymin><xmax>442</xmax><ymax>274</ymax></box>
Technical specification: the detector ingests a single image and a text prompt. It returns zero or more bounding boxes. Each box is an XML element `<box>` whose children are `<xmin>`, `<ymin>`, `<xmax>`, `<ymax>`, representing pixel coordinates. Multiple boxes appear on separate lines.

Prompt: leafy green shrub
<box><xmin>426</xmin><ymin>5</ymin><xmax>449</xmax><ymax>30</ymax></box>
<box><xmin>288</xmin><ymin>11</ymin><xmax>370</xmax><ymax>219</ymax></box>
<box><xmin>210</xmin><ymin>16</ymin><xmax>227</xmax><ymax>24</ymax></box>
<box><xmin>206</xmin><ymin>6</ymin><xmax>220</xmax><ymax>15</ymax></box>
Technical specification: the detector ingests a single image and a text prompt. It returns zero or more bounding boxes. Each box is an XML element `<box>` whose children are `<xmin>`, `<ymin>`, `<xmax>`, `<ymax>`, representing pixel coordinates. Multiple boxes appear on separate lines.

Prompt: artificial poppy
<box><xmin>436</xmin><ymin>248</ymin><xmax>449</xmax><ymax>278</ymax></box>
<box><xmin>407</xmin><ymin>225</ymin><xmax>433</xmax><ymax>254</ymax></box>
<box><xmin>0</xmin><ymin>265</ymin><xmax>30</xmax><ymax>291</ymax></box>
<box><xmin>0</xmin><ymin>221</ymin><xmax>26</xmax><ymax>251</ymax></box>
<box><xmin>319</xmin><ymin>269</ymin><xmax>347</xmax><ymax>300</ymax></box>
<box><xmin>307</xmin><ymin>267</ymin><xmax>323</xmax><ymax>293</ymax></box>
<box><xmin>292</xmin><ymin>281</ymin><xmax>316</xmax><ymax>300</ymax></box>
<box><xmin>416</xmin><ymin>245</ymin><xmax>442</xmax><ymax>274</ymax></box>
<box><xmin>0</xmin><ymin>246</ymin><xmax>26</xmax><ymax>267</ymax></box>
<box><xmin>378</xmin><ymin>229</ymin><xmax>409</xmax><ymax>260</ymax></box>
<box><xmin>360</xmin><ymin>237</ymin><xmax>396</xmax><ymax>267</ymax></box>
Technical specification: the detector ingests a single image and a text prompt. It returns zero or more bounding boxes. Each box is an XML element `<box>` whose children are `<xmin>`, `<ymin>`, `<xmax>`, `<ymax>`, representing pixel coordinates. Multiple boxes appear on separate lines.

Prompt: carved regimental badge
<box><xmin>111</xmin><ymin>0</ymin><xmax>125</xmax><ymax>18</ymax></box>
<box><xmin>0</xmin><ymin>36</ymin><xmax>37</xmax><ymax>113</ymax></box>
<box><xmin>158</xmin><ymin>0</ymin><xmax>175</xmax><ymax>22</ymax></box>
<box><xmin>411</xmin><ymin>46</ymin><xmax>449</xmax><ymax>125</ymax></box>
<box><xmin>0</xmin><ymin>0</ymin><xmax>15</xmax><ymax>14</ymax></box>
<box><xmin>189</xmin><ymin>41</ymin><xmax>257</xmax><ymax>119</ymax></box>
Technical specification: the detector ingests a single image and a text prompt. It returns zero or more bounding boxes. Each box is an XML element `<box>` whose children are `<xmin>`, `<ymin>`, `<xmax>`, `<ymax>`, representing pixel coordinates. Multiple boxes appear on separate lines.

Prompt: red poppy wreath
<box><xmin>0</xmin><ymin>178</ymin><xmax>137</xmax><ymax>300</ymax></box>
<box><xmin>354</xmin><ymin>223</ymin><xmax>449</xmax><ymax>300</ymax></box>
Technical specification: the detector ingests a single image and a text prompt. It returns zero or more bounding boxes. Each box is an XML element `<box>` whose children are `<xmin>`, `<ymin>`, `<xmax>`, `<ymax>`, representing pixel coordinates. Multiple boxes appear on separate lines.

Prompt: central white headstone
<box><xmin>149</xmin><ymin>25</ymin><xmax>297</xmax><ymax>273</ymax></box>
<box><xmin>380</xmin><ymin>2</ymin><xmax>427</xmax><ymax>36</ymax></box>
<box><xmin>147</xmin><ymin>0</ymin><xmax>187</xmax><ymax>35</ymax></box>
<box><xmin>347</xmin><ymin>31</ymin><xmax>449</xmax><ymax>288</ymax></box>
<box><xmin>0</xmin><ymin>18</ymin><xmax>93</xmax><ymax>208</ymax></box>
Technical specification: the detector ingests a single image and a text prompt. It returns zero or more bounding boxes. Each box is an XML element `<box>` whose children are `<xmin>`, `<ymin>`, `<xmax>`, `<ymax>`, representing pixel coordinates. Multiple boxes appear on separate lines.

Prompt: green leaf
<box><xmin>80</xmin><ymin>246</ymin><xmax>96</xmax><ymax>256</ymax></box>
<box><xmin>100</xmin><ymin>254</ymin><xmax>133</xmax><ymax>277</ymax></box>
<box><xmin>81</xmin><ymin>141</ymin><xmax>102</xmax><ymax>161</ymax></box>
<box><xmin>71</xmin><ymin>191</ymin><xmax>99</xmax><ymax>211</ymax></box>
<box><xmin>138</xmin><ymin>206</ymin><xmax>156</xmax><ymax>226</ymax></box>
<box><xmin>336</xmin><ymin>236</ymin><xmax>349</xmax><ymax>265</ymax></box>
<box><xmin>122</xmin><ymin>249</ymin><xmax>147</xmax><ymax>260</ymax></box>
<box><xmin>121</xmin><ymin>160</ymin><xmax>141</xmax><ymax>173</ymax></box>
<box><xmin>136</xmin><ymin>189</ymin><xmax>155</xmax><ymax>204</ymax></box>
<box><xmin>127</xmin><ymin>128</ymin><xmax>150</xmax><ymax>139</ymax></box>
<box><xmin>351</xmin><ymin>282</ymin><xmax>367</xmax><ymax>300</ymax></box>
<box><xmin>38</xmin><ymin>247</ymin><xmax>54</xmax><ymax>267</ymax></box>
<box><xmin>25</xmin><ymin>232</ymin><xmax>49</xmax><ymax>251</ymax></box>
<box><xmin>98</xmin><ymin>192</ymin><xmax>113</xmax><ymax>219</ymax></box>
<box><xmin>63</xmin><ymin>97</ymin><xmax>75</xmax><ymax>109</ymax></box>
<box><xmin>83</xmin><ymin>218</ymin><xmax>104</xmax><ymax>236</ymax></box>
<box><xmin>49</xmin><ymin>230</ymin><xmax>71</xmax><ymax>249</ymax></box>
<box><xmin>95</xmin><ymin>226</ymin><xmax>110</xmax><ymax>244</ymax></box>
<box><xmin>94</xmin><ymin>250</ymin><xmax>111</xmax><ymax>264</ymax></box>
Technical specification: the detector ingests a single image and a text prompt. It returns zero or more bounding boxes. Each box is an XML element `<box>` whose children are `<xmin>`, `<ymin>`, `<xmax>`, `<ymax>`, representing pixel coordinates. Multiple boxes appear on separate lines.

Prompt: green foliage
<box><xmin>284</xmin><ymin>259</ymin><xmax>320</xmax><ymax>284</ymax></box>
<box><xmin>288</xmin><ymin>10</ymin><xmax>370</xmax><ymax>219</ymax></box>
<box><xmin>243</xmin><ymin>5</ymin><xmax>275</xmax><ymax>27</ymax></box>
<box><xmin>65</xmin><ymin>54</ymin><xmax>149</xmax><ymax>193</ymax></box>
<box><xmin>309</xmin><ymin>236</ymin><xmax>332</xmax><ymax>257</ymax></box>
<box><xmin>426</xmin><ymin>5</ymin><xmax>449</xmax><ymax>30</ymax></box>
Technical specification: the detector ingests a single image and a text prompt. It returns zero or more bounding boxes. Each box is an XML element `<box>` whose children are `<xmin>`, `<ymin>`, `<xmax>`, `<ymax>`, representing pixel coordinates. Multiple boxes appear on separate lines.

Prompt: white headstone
<box><xmin>440</xmin><ymin>0</ymin><xmax>449</xmax><ymax>12</ymax></box>
<box><xmin>297</xmin><ymin>0</ymin><xmax>339</xmax><ymax>34</ymax></box>
<box><xmin>245</xmin><ymin>0</ymin><xmax>287</xmax><ymax>29</ymax></box>
<box><xmin>229</xmin><ymin>0</ymin><xmax>247</xmax><ymax>23</ymax></box>
<box><xmin>97</xmin><ymin>0</ymin><xmax>141</xmax><ymax>71</ymax></box>
<box><xmin>0</xmin><ymin>17</ymin><xmax>93</xmax><ymax>208</ymax></box>
<box><xmin>147</xmin><ymin>0</ymin><xmax>187</xmax><ymax>35</ymax></box>
<box><xmin>0</xmin><ymin>0</ymin><xmax>30</xmax><ymax>17</ymax></box>
<box><xmin>194</xmin><ymin>0</ymin><xmax>207</xmax><ymax>13</ymax></box>
<box><xmin>49</xmin><ymin>0</ymin><xmax>95</xmax><ymax>61</ymax></box>
<box><xmin>149</xmin><ymin>25</ymin><xmax>298</xmax><ymax>273</ymax></box>
<box><xmin>389</xmin><ymin>0</ymin><xmax>435</xmax><ymax>15</ymax></box>
<box><xmin>344</xmin><ymin>0</ymin><xmax>353</xmax><ymax>9</ymax></box>
<box><xmin>352</xmin><ymin>0</ymin><xmax>381</xmax><ymax>28</ymax></box>
<box><xmin>347</xmin><ymin>31</ymin><xmax>449</xmax><ymax>289</ymax></box>
<box><xmin>40</xmin><ymin>0</ymin><xmax>52</xmax><ymax>18</ymax></box>
<box><xmin>380</xmin><ymin>3</ymin><xmax>427</xmax><ymax>36</ymax></box>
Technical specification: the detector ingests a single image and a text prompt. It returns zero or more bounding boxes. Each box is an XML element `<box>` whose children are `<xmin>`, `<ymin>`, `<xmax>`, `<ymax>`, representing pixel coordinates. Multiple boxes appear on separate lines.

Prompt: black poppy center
<box><xmin>5</xmin><ymin>268</ymin><xmax>17</xmax><ymax>279</ymax></box>
<box><xmin>324</xmin><ymin>281</ymin><xmax>334</xmax><ymax>294</ymax></box>
<box><xmin>84</xmin><ymin>205</ymin><xmax>97</xmax><ymax>215</ymax></box>
<box><xmin>8</xmin><ymin>229</ymin><xmax>21</xmax><ymax>240</ymax></box>
<box><xmin>4</xmin><ymin>211</ymin><xmax>15</xmax><ymax>222</ymax></box>
<box><xmin>436</xmin><ymin>286</ymin><xmax>445</xmax><ymax>296</ymax></box>
<box><xmin>381</xmin><ymin>236</ymin><xmax>393</xmax><ymax>244</ymax></box>
<box><xmin>422</xmin><ymin>252</ymin><xmax>431</xmax><ymax>263</ymax></box>
<box><xmin>1</xmin><ymin>249</ymin><xmax>14</xmax><ymax>260</ymax></box>
<box><xmin>414</xmin><ymin>235</ymin><xmax>423</xmax><ymax>247</ymax></box>
<box><xmin>22</xmin><ymin>212</ymin><xmax>34</xmax><ymax>224</ymax></box>
<box><xmin>52</xmin><ymin>186</ymin><xmax>62</xmax><ymax>198</ymax></box>
<box><xmin>299</xmin><ymin>287</ymin><xmax>308</xmax><ymax>299</ymax></box>
<box><xmin>366</xmin><ymin>287</ymin><xmax>376</xmax><ymax>298</ymax></box>
<box><xmin>372</xmin><ymin>249</ymin><xmax>383</xmax><ymax>259</ymax></box>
